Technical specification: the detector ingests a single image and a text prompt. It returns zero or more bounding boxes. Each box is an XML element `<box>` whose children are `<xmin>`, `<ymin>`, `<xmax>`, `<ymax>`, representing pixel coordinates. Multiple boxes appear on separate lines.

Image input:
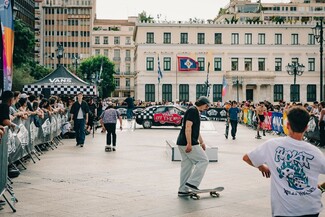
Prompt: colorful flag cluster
<box><xmin>177</xmin><ymin>56</ymin><xmax>198</xmax><ymax>71</ymax></box>
<box><xmin>222</xmin><ymin>75</ymin><xmax>227</xmax><ymax>97</ymax></box>
<box><xmin>0</xmin><ymin>0</ymin><xmax>14</xmax><ymax>91</ymax></box>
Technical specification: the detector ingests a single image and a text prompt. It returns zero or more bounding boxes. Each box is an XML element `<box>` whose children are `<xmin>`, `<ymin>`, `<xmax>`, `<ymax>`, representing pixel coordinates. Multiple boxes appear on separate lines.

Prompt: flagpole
<box><xmin>176</xmin><ymin>56</ymin><xmax>178</xmax><ymax>102</ymax></box>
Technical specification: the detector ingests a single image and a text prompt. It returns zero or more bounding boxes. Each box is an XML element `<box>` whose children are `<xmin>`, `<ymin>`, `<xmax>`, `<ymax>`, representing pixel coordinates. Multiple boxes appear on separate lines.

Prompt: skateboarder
<box><xmin>243</xmin><ymin>106</ymin><xmax>325</xmax><ymax>217</ymax></box>
<box><xmin>176</xmin><ymin>96</ymin><xmax>210</xmax><ymax>196</ymax></box>
<box><xmin>100</xmin><ymin>102</ymin><xmax>122</xmax><ymax>151</ymax></box>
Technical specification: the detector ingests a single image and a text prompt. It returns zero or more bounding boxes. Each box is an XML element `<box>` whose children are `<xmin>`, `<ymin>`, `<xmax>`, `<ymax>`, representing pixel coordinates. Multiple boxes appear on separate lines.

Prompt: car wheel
<box><xmin>143</xmin><ymin>120</ymin><xmax>152</xmax><ymax>129</ymax></box>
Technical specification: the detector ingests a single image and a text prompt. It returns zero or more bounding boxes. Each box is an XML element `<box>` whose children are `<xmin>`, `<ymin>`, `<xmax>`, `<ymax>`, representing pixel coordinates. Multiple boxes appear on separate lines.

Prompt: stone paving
<box><xmin>1</xmin><ymin>120</ymin><xmax>325</xmax><ymax>217</ymax></box>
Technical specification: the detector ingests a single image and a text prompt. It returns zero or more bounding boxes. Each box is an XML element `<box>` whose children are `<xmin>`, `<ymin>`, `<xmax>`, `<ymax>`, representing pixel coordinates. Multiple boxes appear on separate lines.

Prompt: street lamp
<box><xmin>56</xmin><ymin>44</ymin><xmax>64</xmax><ymax>66</ymax></box>
<box><xmin>232</xmin><ymin>76</ymin><xmax>243</xmax><ymax>102</ymax></box>
<box><xmin>71</xmin><ymin>54</ymin><xmax>80</xmax><ymax>72</ymax></box>
<box><xmin>205</xmin><ymin>62</ymin><xmax>211</xmax><ymax>97</ymax></box>
<box><xmin>312</xmin><ymin>17</ymin><xmax>324</xmax><ymax>102</ymax></box>
<box><xmin>286</xmin><ymin>62</ymin><xmax>305</xmax><ymax>102</ymax></box>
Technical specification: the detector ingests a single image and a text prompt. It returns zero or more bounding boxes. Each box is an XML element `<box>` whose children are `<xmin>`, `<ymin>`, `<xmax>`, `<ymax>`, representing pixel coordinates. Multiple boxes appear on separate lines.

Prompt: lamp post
<box><xmin>286</xmin><ymin>62</ymin><xmax>305</xmax><ymax>102</ymax></box>
<box><xmin>71</xmin><ymin>54</ymin><xmax>80</xmax><ymax>72</ymax></box>
<box><xmin>56</xmin><ymin>44</ymin><xmax>64</xmax><ymax>66</ymax></box>
<box><xmin>312</xmin><ymin>17</ymin><xmax>324</xmax><ymax>102</ymax></box>
<box><xmin>205</xmin><ymin>62</ymin><xmax>211</xmax><ymax>97</ymax></box>
<box><xmin>232</xmin><ymin>76</ymin><xmax>243</xmax><ymax>102</ymax></box>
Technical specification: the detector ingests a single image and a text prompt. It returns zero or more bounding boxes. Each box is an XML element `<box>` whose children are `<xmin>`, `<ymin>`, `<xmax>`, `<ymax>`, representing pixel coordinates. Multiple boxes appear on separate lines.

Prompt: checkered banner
<box><xmin>23</xmin><ymin>85</ymin><xmax>97</xmax><ymax>96</ymax></box>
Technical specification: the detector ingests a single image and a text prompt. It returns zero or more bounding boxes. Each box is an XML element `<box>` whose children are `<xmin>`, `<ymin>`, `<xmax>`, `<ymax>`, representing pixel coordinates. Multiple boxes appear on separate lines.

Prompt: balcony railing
<box><xmin>125</xmin><ymin>57</ymin><xmax>131</xmax><ymax>61</ymax></box>
<box><xmin>113</xmin><ymin>57</ymin><xmax>121</xmax><ymax>61</ymax></box>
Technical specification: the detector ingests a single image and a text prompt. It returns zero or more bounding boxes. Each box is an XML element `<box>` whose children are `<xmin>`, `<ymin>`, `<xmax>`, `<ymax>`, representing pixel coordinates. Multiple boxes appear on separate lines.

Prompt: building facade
<box><xmin>92</xmin><ymin>17</ymin><xmax>136</xmax><ymax>99</ymax></box>
<box><xmin>14</xmin><ymin>0</ymin><xmax>35</xmax><ymax>29</ymax></box>
<box><xmin>133</xmin><ymin>21</ymin><xmax>321</xmax><ymax>104</ymax></box>
<box><xmin>35</xmin><ymin>0</ymin><xmax>96</xmax><ymax>69</ymax></box>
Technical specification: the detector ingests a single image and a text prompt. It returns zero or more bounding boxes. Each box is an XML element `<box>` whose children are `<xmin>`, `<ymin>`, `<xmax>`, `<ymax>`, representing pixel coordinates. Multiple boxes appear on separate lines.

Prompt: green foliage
<box><xmin>14</xmin><ymin>19</ymin><xmax>35</xmax><ymax>67</ymax></box>
<box><xmin>138</xmin><ymin>11</ymin><xmax>154</xmax><ymax>22</ymax></box>
<box><xmin>225</xmin><ymin>16</ymin><xmax>239</xmax><ymax>24</ymax></box>
<box><xmin>12</xmin><ymin>66</ymin><xmax>35</xmax><ymax>91</ymax></box>
<box><xmin>78</xmin><ymin>55</ymin><xmax>115</xmax><ymax>98</ymax></box>
<box><xmin>29</xmin><ymin>63</ymin><xmax>52</xmax><ymax>81</ymax></box>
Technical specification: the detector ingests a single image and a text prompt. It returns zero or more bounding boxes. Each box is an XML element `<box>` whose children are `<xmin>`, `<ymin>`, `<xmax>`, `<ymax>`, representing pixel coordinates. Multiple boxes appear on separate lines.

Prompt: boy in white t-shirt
<box><xmin>243</xmin><ymin>106</ymin><xmax>325</xmax><ymax>217</ymax></box>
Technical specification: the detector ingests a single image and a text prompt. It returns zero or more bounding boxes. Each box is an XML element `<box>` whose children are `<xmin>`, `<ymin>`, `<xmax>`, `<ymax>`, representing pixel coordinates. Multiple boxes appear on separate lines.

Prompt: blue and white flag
<box><xmin>158</xmin><ymin>56</ymin><xmax>163</xmax><ymax>82</ymax></box>
<box><xmin>177</xmin><ymin>56</ymin><xmax>198</xmax><ymax>71</ymax></box>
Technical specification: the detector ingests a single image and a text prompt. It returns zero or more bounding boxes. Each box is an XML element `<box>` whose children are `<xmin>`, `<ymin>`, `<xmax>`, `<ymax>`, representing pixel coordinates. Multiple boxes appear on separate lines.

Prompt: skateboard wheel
<box><xmin>210</xmin><ymin>192</ymin><xmax>219</xmax><ymax>197</ymax></box>
<box><xmin>190</xmin><ymin>194</ymin><xmax>200</xmax><ymax>200</ymax></box>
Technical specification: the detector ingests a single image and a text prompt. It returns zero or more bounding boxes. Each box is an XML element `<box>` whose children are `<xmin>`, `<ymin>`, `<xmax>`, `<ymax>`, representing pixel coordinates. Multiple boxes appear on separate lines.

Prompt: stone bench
<box><xmin>166</xmin><ymin>140</ymin><xmax>218</xmax><ymax>162</ymax></box>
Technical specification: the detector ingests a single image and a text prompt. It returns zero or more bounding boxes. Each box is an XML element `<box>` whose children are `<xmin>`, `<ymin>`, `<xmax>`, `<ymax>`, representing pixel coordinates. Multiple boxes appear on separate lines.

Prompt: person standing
<box><xmin>0</xmin><ymin>90</ymin><xmax>17</xmax><ymax>129</ymax></box>
<box><xmin>70</xmin><ymin>92</ymin><xmax>89</xmax><ymax>147</ymax></box>
<box><xmin>124</xmin><ymin>95</ymin><xmax>134</xmax><ymax>121</ymax></box>
<box><xmin>100</xmin><ymin>103</ymin><xmax>122</xmax><ymax>151</ymax></box>
<box><xmin>255</xmin><ymin>101</ymin><xmax>267</xmax><ymax>139</ymax></box>
<box><xmin>228</xmin><ymin>101</ymin><xmax>241</xmax><ymax>140</ymax></box>
<box><xmin>176</xmin><ymin>96</ymin><xmax>210</xmax><ymax>196</ymax></box>
<box><xmin>243</xmin><ymin>106</ymin><xmax>325</xmax><ymax>217</ymax></box>
<box><xmin>319</xmin><ymin>101</ymin><xmax>325</xmax><ymax>147</ymax></box>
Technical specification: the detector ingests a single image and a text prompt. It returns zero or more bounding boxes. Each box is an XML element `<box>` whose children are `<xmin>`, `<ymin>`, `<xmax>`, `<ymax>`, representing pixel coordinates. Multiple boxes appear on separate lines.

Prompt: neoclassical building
<box><xmin>133</xmin><ymin>20</ymin><xmax>321</xmax><ymax>104</ymax></box>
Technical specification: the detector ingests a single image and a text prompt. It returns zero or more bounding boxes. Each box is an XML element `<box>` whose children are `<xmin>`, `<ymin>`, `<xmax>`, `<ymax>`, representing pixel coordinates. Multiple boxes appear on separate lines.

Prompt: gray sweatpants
<box><xmin>178</xmin><ymin>145</ymin><xmax>209</xmax><ymax>192</ymax></box>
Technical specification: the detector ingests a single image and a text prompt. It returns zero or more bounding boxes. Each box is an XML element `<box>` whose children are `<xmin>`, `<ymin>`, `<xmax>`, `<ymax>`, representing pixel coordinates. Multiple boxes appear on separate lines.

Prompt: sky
<box><xmin>96</xmin><ymin>0</ymin><xmax>289</xmax><ymax>21</ymax></box>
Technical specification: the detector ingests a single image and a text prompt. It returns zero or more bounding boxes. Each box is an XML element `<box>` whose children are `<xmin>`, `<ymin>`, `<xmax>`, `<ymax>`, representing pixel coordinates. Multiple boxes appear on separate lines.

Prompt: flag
<box><xmin>222</xmin><ymin>75</ymin><xmax>227</xmax><ymax>97</ymax></box>
<box><xmin>177</xmin><ymin>56</ymin><xmax>198</xmax><ymax>71</ymax></box>
<box><xmin>99</xmin><ymin>58</ymin><xmax>103</xmax><ymax>78</ymax></box>
<box><xmin>157</xmin><ymin>55</ymin><xmax>163</xmax><ymax>82</ymax></box>
<box><xmin>0</xmin><ymin>0</ymin><xmax>14</xmax><ymax>90</ymax></box>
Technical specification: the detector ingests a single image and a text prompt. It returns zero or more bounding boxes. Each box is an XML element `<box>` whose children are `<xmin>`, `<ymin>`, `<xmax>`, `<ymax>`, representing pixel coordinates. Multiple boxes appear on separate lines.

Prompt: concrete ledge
<box><xmin>166</xmin><ymin>140</ymin><xmax>218</xmax><ymax>162</ymax></box>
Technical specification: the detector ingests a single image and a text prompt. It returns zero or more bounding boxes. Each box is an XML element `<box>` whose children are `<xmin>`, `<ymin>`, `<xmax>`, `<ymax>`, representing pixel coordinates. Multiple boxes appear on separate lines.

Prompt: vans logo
<box><xmin>49</xmin><ymin>77</ymin><xmax>72</xmax><ymax>83</ymax></box>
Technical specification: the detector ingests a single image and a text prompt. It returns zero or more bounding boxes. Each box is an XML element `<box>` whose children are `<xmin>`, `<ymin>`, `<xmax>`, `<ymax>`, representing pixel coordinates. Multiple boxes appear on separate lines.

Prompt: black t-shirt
<box><xmin>124</xmin><ymin>97</ymin><xmax>134</xmax><ymax>109</ymax></box>
<box><xmin>176</xmin><ymin>106</ymin><xmax>200</xmax><ymax>146</ymax></box>
<box><xmin>0</xmin><ymin>103</ymin><xmax>10</xmax><ymax>125</ymax></box>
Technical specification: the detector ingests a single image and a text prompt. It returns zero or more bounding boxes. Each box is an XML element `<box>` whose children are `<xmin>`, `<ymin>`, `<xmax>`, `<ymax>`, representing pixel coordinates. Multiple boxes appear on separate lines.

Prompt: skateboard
<box><xmin>189</xmin><ymin>187</ymin><xmax>224</xmax><ymax>200</ymax></box>
<box><xmin>225</xmin><ymin>121</ymin><xmax>229</xmax><ymax>139</ymax></box>
<box><xmin>105</xmin><ymin>145</ymin><xmax>112</xmax><ymax>152</ymax></box>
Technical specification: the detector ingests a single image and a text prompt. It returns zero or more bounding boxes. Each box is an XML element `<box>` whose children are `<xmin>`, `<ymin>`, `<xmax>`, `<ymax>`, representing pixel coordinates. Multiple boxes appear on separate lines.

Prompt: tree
<box><xmin>138</xmin><ymin>11</ymin><xmax>154</xmax><ymax>22</ymax></box>
<box><xmin>12</xmin><ymin>66</ymin><xmax>35</xmax><ymax>91</ymax></box>
<box><xmin>78</xmin><ymin>55</ymin><xmax>115</xmax><ymax>98</ymax></box>
<box><xmin>13</xmin><ymin>19</ymin><xmax>34</xmax><ymax>67</ymax></box>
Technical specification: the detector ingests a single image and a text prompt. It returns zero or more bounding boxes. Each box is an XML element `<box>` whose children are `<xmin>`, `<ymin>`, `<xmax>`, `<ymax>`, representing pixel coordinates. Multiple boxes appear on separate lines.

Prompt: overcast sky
<box><xmin>96</xmin><ymin>0</ymin><xmax>289</xmax><ymax>21</ymax></box>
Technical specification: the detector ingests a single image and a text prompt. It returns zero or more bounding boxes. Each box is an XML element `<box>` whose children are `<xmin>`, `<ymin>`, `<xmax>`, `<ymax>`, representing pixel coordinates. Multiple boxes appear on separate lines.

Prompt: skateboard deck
<box><xmin>225</xmin><ymin>122</ymin><xmax>229</xmax><ymax>139</ymax></box>
<box><xmin>189</xmin><ymin>187</ymin><xmax>224</xmax><ymax>200</ymax></box>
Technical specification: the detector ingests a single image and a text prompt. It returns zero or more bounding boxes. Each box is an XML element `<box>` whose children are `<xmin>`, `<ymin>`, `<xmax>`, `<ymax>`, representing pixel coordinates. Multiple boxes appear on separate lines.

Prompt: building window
<box><xmin>180</xmin><ymin>33</ymin><xmax>188</xmax><ymax>44</ymax></box>
<box><xmin>145</xmin><ymin>84</ymin><xmax>155</xmax><ymax>102</ymax></box>
<box><xmin>125</xmin><ymin>50</ymin><xmax>131</xmax><ymax>61</ymax></box>
<box><xmin>291</xmin><ymin>34</ymin><xmax>298</xmax><ymax>45</ymax></box>
<box><xmin>290</xmin><ymin>84</ymin><xmax>300</xmax><ymax>102</ymax></box>
<box><xmin>258</xmin><ymin>58</ymin><xmax>265</xmax><ymax>71</ymax></box>
<box><xmin>126</xmin><ymin>78</ymin><xmax>130</xmax><ymax>88</ymax></box>
<box><xmin>164</xmin><ymin>57</ymin><xmax>171</xmax><ymax>71</ymax></box>
<box><xmin>162</xmin><ymin>84</ymin><xmax>172</xmax><ymax>102</ymax></box>
<box><xmin>213</xmin><ymin>84</ymin><xmax>223</xmax><ymax>102</ymax></box>
<box><xmin>214</xmin><ymin>33</ymin><xmax>222</xmax><ymax>44</ymax></box>
<box><xmin>244</xmin><ymin>58</ymin><xmax>252</xmax><ymax>71</ymax></box>
<box><xmin>291</xmin><ymin>58</ymin><xmax>299</xmax><ymax>65</ymax></box>
<box><xmin>258</xmin><ymin>33</ymin><xmax>265</xmax><ymax>45</ymax></box>
<box><xmin>214</xmin><ymin>57</ymin><xmax>222</xmax><ymax>71</ymax></box>
<box><xmin>275</xmin><ymin>58</ymin><xmax>282</xmax><ymax>71</ymax></box>
<box><xmin>307</xmin><ymin>84</ymin><xmax>316</xmax><ymax>102</ymax></box>
<box><xmin>275</xmin><ymin>33</ymin><xmax>282</xmax><ymax>45</ymax></box>
<box><xmin>232</xmin><ymin>58</ymin><xmax>238</xmax><ymax>71</ymax></box>
<box><xmin>179</xmin><ymin>84</ymin><xmax>189</xmax><ymax>101</ymax></box>
<box><xmin>125</xmin><ymin>63</ymin><xmax>131</xmax><ymax>74</ymax></box>
<box><xmin>125</xmin><ymin>37</ymin><xmax>131</xmax><ymax>45</ymax></box>
<box><xmin>231</xmin><ymin>33</ymin><xmax>239</xmax><ymax>44</ymax></box>
<box><xmin>196</xmin><ymin>84</ymin><xmax>206</xmax><ymax>99</ymax></box>
<box><xmin>197</xmin><ymin>33</ymin><xmax>205</xmax><ymax>44</ymax></box>
<box><xmin>113</xmin><ymin>49</ymin><xmax>120</xmax><ymax>61</ymax></box>
<box><xmin>198</xmin><ymin>57</ymin><xmax>205</xmax><ymax>71</ymax></box>
<box><xmin>114</xmin><ymin>36</ymin><xmax>120</xmax><ymax>45</ymax></box>
<box><xmin>95</xmin><ymin>49</ymin><xmax>100</xmax><ymax>55</ymax></box>
<box><xmin>308</xmin><ymin>34</ymin><xmax>315</xmax><ymax>45</ymax></box>
<box><xmin>103</xmin><ymin>36</ymin><xmax>108</xmax><ymax>44</ymax></box>
<box><xmin>245</xmin><ymin>33</ymin><xmax>252</xmax><ymax>45</ymax></box>
<box><xmin>146</xmin><ymin>32</ymin><xmax>154</xmax><ymax>43</ymax></box>
<box><xmin>146</xmin><ymin>57</ymin><xmax>154</xmax><ymax>71</ymax></box>
<box><xmin>164</xmin><ymin>32</ymin><xmax>171</xmax><ymax>44</ymax></box>
<box><xmin>104</xmin><ymin>49</ymin><xmax>108</xmax><ymax>57</ymax></box>
<box><xmin>95</xmin><ymin>36</ymin><xmax>100</xmax><ymax>44</ymax></box>
<box><xmin>308</xmin><ymin>58</ymin><xmax>315</xmax><ymax>71</ymax></box>
<box><xmin>115</xmin><ymin>64</ymin><xmax>120</xmax><ymax>74</ymax></box>
<box><xmin>114</xmin><ymin>78</ymin><xmax>120</xmax><ymax>88</ymax></box>
<box><xmin>274</xmin><ymin>84</ymin><xmax>283</xmax><ymax>102</ymax></box>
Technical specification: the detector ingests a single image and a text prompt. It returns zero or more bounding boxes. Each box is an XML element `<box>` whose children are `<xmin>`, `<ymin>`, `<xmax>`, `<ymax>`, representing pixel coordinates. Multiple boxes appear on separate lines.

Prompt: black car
<box><xmin>136</xmin><ymin>105</ymin><xmax>186</xmax><ymax>129</ymax></box>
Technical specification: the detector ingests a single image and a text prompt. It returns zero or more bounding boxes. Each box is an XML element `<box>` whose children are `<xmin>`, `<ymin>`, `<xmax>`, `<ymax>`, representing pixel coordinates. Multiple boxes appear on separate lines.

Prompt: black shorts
<box><xmin>258</xmin><ymin>114</ymin><xmax>265</xmax><ymax>122</ymax></box>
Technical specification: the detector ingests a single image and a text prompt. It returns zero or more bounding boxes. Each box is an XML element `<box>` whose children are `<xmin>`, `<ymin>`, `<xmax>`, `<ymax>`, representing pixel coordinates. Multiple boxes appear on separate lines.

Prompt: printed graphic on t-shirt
<box><xmin>275</xmin><ymin>146</ymin><xmax>316</xmax><ymax>194</ymax></box>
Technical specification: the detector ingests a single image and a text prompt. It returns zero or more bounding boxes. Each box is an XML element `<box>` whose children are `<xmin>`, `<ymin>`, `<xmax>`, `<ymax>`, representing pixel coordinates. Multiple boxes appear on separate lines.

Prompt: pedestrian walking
<box><xmin>255</xmin><ymin>101</ymin><xmax>267</xmax><ymax>139</ymax></box>
<box><xmin>243</xmin><ymin>106</ymin><xmax>325</xmax><ymax>217</ymax></box>
<box><xmin>124</xmin><ymin>94</ymin><xmax>134</xmax><ymax>121</ymax></box>
<box><xmin>70</xmin><ymin>92</ymin><xmax>89</xmax><ymax>147</ymax></box>
<box><xmin>228</xmin><ymin>101</ymin><xmax>241</xmax><ymax>140</ymax></box>
<box><xmin>100</xmin><ymin>102</ymin><xmax>122</xmax><ymax>151</ymax></box>
<box><xmin>319</xmin><ymin>101</ymin><xmax>325</xmax><ymax>147</ymax></box>
<box><xmin>176</xmin><ymin>96</ymin><xmax>210</xmax><ymax>196</ymax></box>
